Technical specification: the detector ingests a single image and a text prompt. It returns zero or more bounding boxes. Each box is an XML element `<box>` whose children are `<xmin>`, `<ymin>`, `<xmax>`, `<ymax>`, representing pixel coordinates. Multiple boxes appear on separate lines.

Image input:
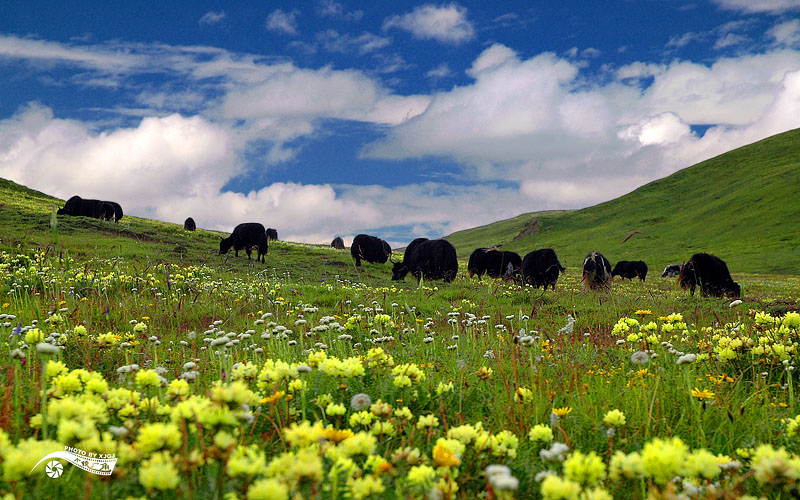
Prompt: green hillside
<box><xmin>446</xmin><ymin>128</ymin><xmax>800</xmax><ymax>274</ymax></box>
<box><xmin>0</xmin><ymin>177</ymin><xmax>362</xmax><ymax>283</ymax></box>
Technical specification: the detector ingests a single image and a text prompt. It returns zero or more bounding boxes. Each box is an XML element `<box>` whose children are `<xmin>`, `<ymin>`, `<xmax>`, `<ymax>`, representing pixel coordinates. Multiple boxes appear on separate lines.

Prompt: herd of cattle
<box><xmin>56</xmin><ymin>196</ymin><xmax>741</xmax><ymax>298</ymax></box>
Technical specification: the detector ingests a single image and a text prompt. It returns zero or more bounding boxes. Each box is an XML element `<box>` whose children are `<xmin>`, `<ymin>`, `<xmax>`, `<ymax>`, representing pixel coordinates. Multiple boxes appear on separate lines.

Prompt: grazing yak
<box><xmin>611</xmin><ymin>260</ymin><xmax>648</xmax><ymax>281</ymax></box>
<box><xmin>57</xmin><ymin>195</ymin><xmax>122</xmax><ymax>221</ymax></box>
<box><xmin>266</xmin><ymin>228</ymin><xmax>278</xmax><ymax>241</ymax></box>
<box><xmin>661</xmin><ymin>264</ymin><xmax>683</xmax><ymax>278</ymax></box>
<box><xmin>219</xmin><ymin>223</ymin><xmax>268</xmax><ymax>263</ymax></box>
<box><xmin>521</xmin><ymin>248</ymin><xmax>565</xmax><ymax>289</ymax></box>
<box><xmin>107</xmin><ymin>201</ymin><xmax>123</xmax><ymax>222</ymax></box>
<box><xmin>331</xmin><ymin>236</ymin><xmax>345</xmax><ymax>250</ymax></box>
<box><xmin>184</xmin><ymin>217</ymin><xmax>196</xmax><ymax>231</ymax></box>
<box><xmin>679</xmin><ymin>253</ymin><xmax>740</xmax><ymax>297</ymax></box>
<box><xmin>467</xmin><ymin>248</ymin><xmax>522</xmax><ymax>279</ymax></box>
<box><xmin>350</xmin><ymin>234</ymin><xmax>392</xmax><ymax>266</ymax></box>
<box><xmin>391</xmin><ymin>239</ymin><xmax>458</xmax><ymax>282</ymax></box>
<box><xmin>582</xmin><ymin>251</ymin><xmax>612</xmax><ymax>289</ymax></box>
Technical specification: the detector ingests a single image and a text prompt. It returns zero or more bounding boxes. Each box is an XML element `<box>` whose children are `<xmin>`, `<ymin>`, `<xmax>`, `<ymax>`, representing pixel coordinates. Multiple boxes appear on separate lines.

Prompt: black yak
<box><xmin>679</xmin><ymin>253</ymin><xmax>740</xmax><ymax>297</ymax></box>
<box><xmin>350</xmin><ymin>234</ymin><xmax>391</xmax><ymax>266</ymax></box>
<box><xmin>521</xmin><ymin>249</ymin><xmax>565</xmax><ymax>289</ymax></box>
<box><xmin>57</xmin><ymin>195</ymin><xmax>121</xmax><ymax>221</ymax></box>
<box><xmin>331</xmin><ymin>236</ymin><xmax>345</xmax><ymax>249</ymax></box>
<box><xmin>57</xmin><ymin>195</ymin><xmax>83</xmax><ymax>216</ymax></box>
<box><xmin>582</xmin><ymin>251</ymin><xmax>612</xmax><ymax>289</ymax></box>
<box><xmin>220</xmin><ymin>223</ymin><xmax>268</xmax><ymax>263</ymax></box>
<box><xmin>391</xmin><ymin>239</ymin><xmax>457</xmax><ymax>282</ymax></box>
<box><xmin>107</xmin><ymin>201</ymin><xmax>123</xmax><ymax>222</ymax></box>
<box><xmin>661</xmin><ymin>264</ymin><xmax>683</xmax><ymax>278</ymax></box>
<box><xmin>468</xmin><ymin>248</ymin><xmax>522</xmax><ymax>279</ymax></box>
<box><xmin>266</xmin><ymin>228</ymin><xmax>278</xmax><ymax>241</ymax></box>
<box><xmin>184</xmin><ymin>217</ymin><xmax>196</xmax><ymax>231</ymax></box>
<box><xmin>611</xmin><ymin>260</ymin><xmax>648</xmax><ymax>281</ymax></box>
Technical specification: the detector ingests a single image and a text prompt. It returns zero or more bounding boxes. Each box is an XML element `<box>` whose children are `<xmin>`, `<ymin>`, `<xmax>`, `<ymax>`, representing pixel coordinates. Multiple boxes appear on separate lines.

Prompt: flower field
<box><xmin>1</xmin><ymin>239</ymin><xmax>799</xmax><ymax>500</ymax></box>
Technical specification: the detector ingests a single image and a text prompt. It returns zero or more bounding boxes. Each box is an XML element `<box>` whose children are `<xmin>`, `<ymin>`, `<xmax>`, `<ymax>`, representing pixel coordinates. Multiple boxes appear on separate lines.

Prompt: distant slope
<box><xmin>446</xmin><ymin>128</ymin><xmax>800</xmax><ymax>274</ymax></box>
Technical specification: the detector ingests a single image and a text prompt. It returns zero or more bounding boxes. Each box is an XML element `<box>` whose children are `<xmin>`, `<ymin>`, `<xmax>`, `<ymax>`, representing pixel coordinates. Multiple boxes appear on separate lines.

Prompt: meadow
<box><xmin>1</xmin><ymin>213</ymin><xmax>799</xmax><ymax>500</ymax></box>
<box><xmin>1</xmin><ymin>162</ymin><xmax>800</xmax><ymax>499</ymax></box>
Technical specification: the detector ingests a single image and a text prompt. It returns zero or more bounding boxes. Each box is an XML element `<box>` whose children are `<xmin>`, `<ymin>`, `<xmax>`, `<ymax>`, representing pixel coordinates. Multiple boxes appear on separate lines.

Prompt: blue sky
<box><xmin>1</xmin><ymin>0</ymin><xmax>800</xmax><ymax>245</ymax></box>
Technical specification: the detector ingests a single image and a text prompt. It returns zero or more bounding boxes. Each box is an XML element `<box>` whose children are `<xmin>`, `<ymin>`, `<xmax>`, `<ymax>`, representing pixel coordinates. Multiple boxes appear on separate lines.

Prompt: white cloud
<box><xmin>712</xmin><ymin>0</ymin><xmax>800</xmax><ymax>13</ymax></box>
<box><xmin>0</xmin><ymin>35</ymin><xmax>144</xmax><ymax>72</ymax></box>
<box><xmin>383</xmin><ymin>4</ymin><xmax>475</xmax><ymax>44</ymax></box>
<box><xmin>667</xmin><ymin>32</ymin><xmax>701</xmax><ymax>48</ymax></box>
<box><xmin>619</xmin><ymin>112</ymin><xmax>693</xmax><ymax>146</ymax></box>
<box><xmin>714</xmin><ymin>32</ymin><xmax>747</xmax><ymax>49</ymax></box>
<box><xmin>0</xmin><ymin>104</ymin><xmax>238</xmax><ymax>217</ymax></box>
<box><xmin>619</xmin><ymin>50</ymin><xmax>800</xmax><ymax>125</ymax></box>
<box><xmin>468</xmin><ymin>43</ymin><xmax>516</xmax><ymax>76</ymax></box>
<box><xmin>217</xmin><ymin>66</ymin><xmax>429</xmax><ymax>126</ymax></box>
<box><xmin>199</xmin><ymin>11</ymin><xmax>226</xmax><ymax>26</ymax></box>
<box><xmin>266</xmin><ymin>9</ymin><xmax>300</xmax><ymax>35</ymax></box>
<box><xmin>426</xmin><ymin>63</ymin><xmax>452</xmax><ymax>78</ymax></box>
<box><xmin>318</xmin><ymin>0</ymin><xmax>364</xmax><ymax>22</ymax></box>
<box><xmin>316</xmin><ymin>30</ymin><xmax>391</xmax><ymax>55</ymax></box>
<box><xmin>768</xmin><ymin>19</ymin><xmax>800</xmax><ymax>47</ymax></box>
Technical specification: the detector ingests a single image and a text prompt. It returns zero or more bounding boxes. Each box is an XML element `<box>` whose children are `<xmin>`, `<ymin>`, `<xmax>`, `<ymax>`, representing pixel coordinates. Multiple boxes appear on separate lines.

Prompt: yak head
<box><xmin>219</xmin><ymin>237</ymin><xmax>233</xmax><ymax>255</ymax></box>
<box><xmin>391</xmin><ymin>261</ymin><xmax>409</xmax><ymax>281</ymax></box>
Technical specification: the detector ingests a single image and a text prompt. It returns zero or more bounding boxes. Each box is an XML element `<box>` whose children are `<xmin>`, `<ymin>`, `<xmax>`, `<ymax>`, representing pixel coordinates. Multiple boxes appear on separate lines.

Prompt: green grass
<box><xmin>446</xmin><ymin>128</ymin><xmax>800</xmax><ymax>274</ymax></box>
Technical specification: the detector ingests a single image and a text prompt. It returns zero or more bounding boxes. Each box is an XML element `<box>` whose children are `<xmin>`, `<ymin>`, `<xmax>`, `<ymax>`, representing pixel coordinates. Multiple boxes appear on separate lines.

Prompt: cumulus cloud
<box><xmin>619</xmin><ymin>113</ymin><xmax>693</xmax><ymax>146</ymax></box>
<box><xmin>363</xmin><ymin>45</ymin><xmax>800</xmax><ymax>219</ymax></box>
<box><xmin>383</xmin><ymin>3</ymin><xmax>475</xmax><ymax>44</ymax></box>
<box><xmin>0</xmin><ymin>104</ymin><xmax>236</xmax><ymax>205</ymax></box>
<box><xmin>712</xmin><ymin>0</ymin><xmax>800</xmax><ymax>14</ymax></box>
<box><xmin>619</xmin><ymin>50</ymin><xmax>800</xmax><ymax>125</ymax></box>
<box><xmin>266</xmin><ymin>9</ymin><xmax>300</xmax><ymax>35</ymax></box>
<box><xmin>199</xmin><ymin>11</ymin><xmax>226</xmax><ymax>26</ymax></box>
<box><xmin>468</xmin><ymin>43</ymin><xmax>517</xmax><ymax>76</ymax></box>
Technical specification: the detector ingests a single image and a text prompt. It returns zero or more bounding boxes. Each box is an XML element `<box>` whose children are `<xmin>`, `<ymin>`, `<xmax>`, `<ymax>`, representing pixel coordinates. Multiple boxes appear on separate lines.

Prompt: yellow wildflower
<box><xmin>552</xmin><ymin>407</ymin><xmax>573</xmax><ymax>418</ymax></box>
<box><xmin>432</xmin><ymin>441</ymin><xmax>460</xmax><ymax>467</ymax></box>
<box><xmin>691</xmin><ymin>388</ymin><xmax>715</xmax><ymax>400</ymax></box>
<box><xmin>139</xmin><ymin>452</ymin><xmax>180</xmax><ymax>491</ymax></box>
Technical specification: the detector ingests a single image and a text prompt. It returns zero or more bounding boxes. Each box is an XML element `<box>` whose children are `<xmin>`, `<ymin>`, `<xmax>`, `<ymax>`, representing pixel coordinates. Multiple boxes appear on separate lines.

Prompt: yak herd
<box><xmin>56</xmin><ymin>196</ymin><xmax>741</xmax><ymax>299</ymax></box>
<box><xmin>342</xmin><ymin>232</ymin><xmax>740</xmax><ymax>298</ymax></box>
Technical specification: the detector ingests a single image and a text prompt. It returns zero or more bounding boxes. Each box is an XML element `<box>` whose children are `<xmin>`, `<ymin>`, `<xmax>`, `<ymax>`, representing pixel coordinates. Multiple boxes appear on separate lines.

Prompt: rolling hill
<box><xmin>446</xmin><ymin>128</ymin><xmax>800</xmax><ymax>275</ymax></box>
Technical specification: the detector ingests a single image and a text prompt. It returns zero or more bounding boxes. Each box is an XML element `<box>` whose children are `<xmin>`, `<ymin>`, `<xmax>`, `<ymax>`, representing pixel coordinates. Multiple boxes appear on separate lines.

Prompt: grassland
<box><xmin>0</xmin><ymin>131</ymin><xmax>799</xmax><ymax>500</ymax></box>
<box><xmin>446</xmin><ymin>128</ymin><xmax>800</xmax><ymax>275</ymax></box>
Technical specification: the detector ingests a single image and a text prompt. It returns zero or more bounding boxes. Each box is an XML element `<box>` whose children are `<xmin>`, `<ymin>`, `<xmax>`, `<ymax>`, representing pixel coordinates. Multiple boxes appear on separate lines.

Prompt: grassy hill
<box><xmin>0</xmin><ymin>177</ymin><xmax>367</xmax><ymax>284</ymax></box>
<box><xmin>446</xmin><ymin>128</ymin><xmax>800</xmax><ymax>274</ymax></box>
